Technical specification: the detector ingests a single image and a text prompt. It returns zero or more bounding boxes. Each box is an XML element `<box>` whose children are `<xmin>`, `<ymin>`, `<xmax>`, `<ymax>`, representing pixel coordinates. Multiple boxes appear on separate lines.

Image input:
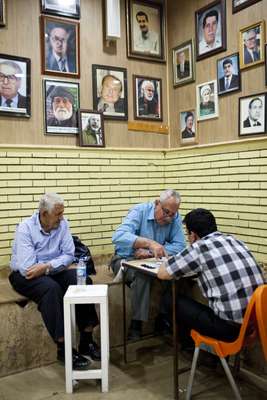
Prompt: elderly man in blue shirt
<box><xmin>9</xmin><ymin>193</ymin><xmax>100</xmax><ymax>370</ymax></box>
<box><xmin>110</xmin><ymin>189</ymin><xmax>186</xmax><ymax>340</ymax></box>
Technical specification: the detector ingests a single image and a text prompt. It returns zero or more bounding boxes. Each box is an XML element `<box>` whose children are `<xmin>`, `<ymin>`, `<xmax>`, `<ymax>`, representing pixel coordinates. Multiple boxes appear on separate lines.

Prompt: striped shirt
<box><xmin>166</xmin><ymin>231</ymin><xmax>264</xmax><ymax>323</ymax></box>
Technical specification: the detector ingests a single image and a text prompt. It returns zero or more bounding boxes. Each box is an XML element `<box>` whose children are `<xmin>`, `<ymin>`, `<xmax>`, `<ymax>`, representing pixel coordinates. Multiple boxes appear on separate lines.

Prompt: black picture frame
<box><xmin>78</xmin><ymin>109</ymin><xmax>105</xmax><ymax>148</ymax></box>
<box><xmin>217</xmin><ymin>53</ymin><xmax>241</xmax><ymax>96</ymax></box>
<box><xmin>40</xmin><ymin>15</ymin><xmax>80</xmax><ymax>78</ymax></box>
<box><xmin>0</xmin><ymin>53</ymin><xmax>31</xmax><ymax>118</ymax></box>
<box><xmin>239</xmin><ymin>93</ymin><xmax>266</xmax><ymax>137</ymax></box>
<box><xmin>92</xmin><ymin>64</ymin><xmax>128</xmax><ymax>121</ymax></box>
<box><xmin>40</xmin><ymin>0</ymin><xmax>80</xmax><ymax>19</ymax></box>
<box><xmin>133</xmin><ymin>75</ymin><xmax>163</xmax><ymax>121</ymax></box>
<box><xmin>195</xmin><ymin>0</ymin><xmax>226</xmax><ymax>61</ymax></box>
<box><xmin>232</xmin><ymin>0</ymin><xmax>262</xmax><ymax>14</ymax></box>
<box><xmin>172</xmin><ymin>39</ymin><xmax>195</xmax><ymax>87</ymax></box>
<box><xmin>0</xmin><ymin>0</ymin><xmax>6</xmax><ymax>26</ymax></box>
<box><xmin>126</xmin><ymin>0</ymin><xmax>166</xmax><ymax>63</ymax></box>
<box><xmin>43</xmin><ymin>78</ymin><xmax>80</xmax><ymax>135</ymax></box>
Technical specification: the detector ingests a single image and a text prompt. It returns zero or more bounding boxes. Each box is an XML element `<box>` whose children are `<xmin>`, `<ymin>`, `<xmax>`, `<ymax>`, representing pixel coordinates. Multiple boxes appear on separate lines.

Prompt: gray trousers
<box><xmin>110</xmin><ymin>255</ymin><xmax>170</xmax><ymax>322</ymax></box>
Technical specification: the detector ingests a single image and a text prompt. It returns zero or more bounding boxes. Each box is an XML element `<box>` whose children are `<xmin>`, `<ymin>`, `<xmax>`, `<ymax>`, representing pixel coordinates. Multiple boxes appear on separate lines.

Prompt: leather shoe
<box><xmin>57</xmin><ymin>348</ymin><xmax>90</xmax><ymax>370</ymax></box>
<box><xmin>79</xmin><ymin>341</ymin><xmax>101</xmax><ymax>361</ymax></box>
<box><xmin>127</xmin><ymin>319</ymin><xmax>142</xmax><ymax>341</ymax></box>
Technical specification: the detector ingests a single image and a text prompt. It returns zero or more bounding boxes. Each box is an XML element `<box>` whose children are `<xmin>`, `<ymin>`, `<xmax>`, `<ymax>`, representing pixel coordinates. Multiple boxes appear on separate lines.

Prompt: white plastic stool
<box><xmin>63</xmin><ymin>284</ymin><xmax>109</xmax><ymax>393</ymax></box>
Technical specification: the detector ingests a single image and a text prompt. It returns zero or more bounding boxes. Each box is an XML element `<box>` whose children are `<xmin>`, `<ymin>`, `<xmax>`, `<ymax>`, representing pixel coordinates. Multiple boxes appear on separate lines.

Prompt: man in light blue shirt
<box><xmin>9</xmin><ymin>193</ymin><xmax>100</xmax><ymax>370</ymax></box>
<box><xmin>110</xmin><ymin>189</ymin><xmax>186</xmax><ymax>340</ymax></box>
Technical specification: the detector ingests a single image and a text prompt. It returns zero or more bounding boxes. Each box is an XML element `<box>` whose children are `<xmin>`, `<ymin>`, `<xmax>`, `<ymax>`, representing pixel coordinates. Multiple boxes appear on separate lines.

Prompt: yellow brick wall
<box><xmin>0</xmin><ymin>146</ymin><xmax>165</xmax><ymax>267</ymax></box>
<box><xmin>1</xmin><ymin>138</ymin><xmax>267</xmax><ymax>267</ymax></box>
<box><xmin>166</xmin><ymin>138</ymin><xmax>267</xmax><ymax>262</ymax></box>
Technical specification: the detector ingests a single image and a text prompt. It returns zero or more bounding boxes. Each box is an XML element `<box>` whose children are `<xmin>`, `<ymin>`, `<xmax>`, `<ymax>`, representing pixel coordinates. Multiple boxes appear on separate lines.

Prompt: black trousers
<box><xmin>9</xmin><ymin>269</ymin><xmax>99</xmax><ymax>343</ymax></box>
<box><xmin>173</xmin><ymin>295</ymin><xmax>241</xmax><ymax>344</ymax></box>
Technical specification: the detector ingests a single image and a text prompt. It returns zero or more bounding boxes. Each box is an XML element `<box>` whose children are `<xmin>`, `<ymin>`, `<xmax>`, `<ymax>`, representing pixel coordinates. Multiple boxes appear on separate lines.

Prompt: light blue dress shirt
<box><xmin>10</xmin><ymin>211</ymin><xmax>74</xmax><ymax>277</ymax></box>
<box><xmin>112</xmin><ymin>202</ymin><xmax>186</xmax><ymax>259</ymax></box>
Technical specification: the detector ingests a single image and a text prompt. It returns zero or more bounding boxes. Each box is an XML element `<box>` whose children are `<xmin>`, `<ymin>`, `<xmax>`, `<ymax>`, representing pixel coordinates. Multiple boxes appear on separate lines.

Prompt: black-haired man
<box><xmin>199</xmin><ymin>9</ymin><xmax>221</xmax><ymax>54</ymax></box>
<box><xmin>219</xmin><ymin>58</ymin><xmax>239</xmax><ymax>92</ymax></box>
<box><xmin>134</xmin><ymin>10</ymin><xmax>159</xmax><ymax>54</ymax></box>
<box><xmin>181</xmin><ymin>112</ymin><xmax>195</xmax><ymax>139</ymax></box>
<box><xmin>158</xmin><ymin>208</ymin><xmax>264</xmax><ymax>347</ymax></box>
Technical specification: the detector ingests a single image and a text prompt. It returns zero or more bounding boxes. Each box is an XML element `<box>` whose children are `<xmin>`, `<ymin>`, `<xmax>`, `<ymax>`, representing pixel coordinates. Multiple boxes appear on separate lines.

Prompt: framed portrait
<box><xmin>0</xmin><ymin>0</ymin><xmax>6</xmax><ymax>26</ymax></box>
<box><xmin>40</xmin><ymin>15</ymin><xmax>80</xmax><ymax>78</ymax></box>
<box><xmin>179</xmin><ymin>110</ymin><xmax>197</xmax><ymax>146</ymax></box>
<box><xmin>43</xmin><ymin>79</ymin><xmax>80</xmax><ymax>135</ymax></box>
<box><xmin>239</xmin><ymin>21</ymin><xmax>265</xmax><ymax>70</ymax></box>
<box><xmin>217</xmin><ymin>53</ymin><xmax>241</xmax><ymax>96</ymax></box>
<box><xmin>172</xmin><ymin>39</ymin><xmax>195</xmax><ymax>87</ymax></box>
<box><xmin>40</xmin><ymin>0</ymin><xmax>80</xmax><ymax>19</ymax></box>
<box><xmin>133</xmin><ymin>75</ymin><xmax>163</xmax><ymax>121</ymax></box>
<box><xmin>232</xmin><ymin>0</ymin><xmax>262</xmax><ymax>14</ymax></box>
<box><xmin>195</xmin><ymin>0</ymin><xmax>226</xmax><ymax>61</ymax></box>
<box><xmin>92</xmin><ymin>64</ymin><xmax>128</xmax><ymax>121</ymax></box>
<box><xmin>239</xmin><ymin>93</ymin><xmax>266</xmax><ymax>137</ymax></box>
<box><xmin>78</xmin><ymin>109</ymin><xmax>105</xmax><ymax>148</ymax></box>
<box><xmin>0</xmin><ymin>53</ymin><xmax>31</xmax><ymax>118</ymax></box>
<box><xmin>196</xmin><ymin>80</ymin><xmax>219</xmax><ymax>121</ymax></box>
<box><xmin>126</xmin><ymin>0</ymin><xmax>166</xmax><ymax>63</ymax></box>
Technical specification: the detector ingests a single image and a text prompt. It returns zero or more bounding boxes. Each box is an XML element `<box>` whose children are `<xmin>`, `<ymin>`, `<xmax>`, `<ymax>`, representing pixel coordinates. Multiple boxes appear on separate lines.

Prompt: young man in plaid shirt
<box><xmin>157</xmin><ymin>208</ymin><xmax>265</xmax><ymax>348</ymax></box>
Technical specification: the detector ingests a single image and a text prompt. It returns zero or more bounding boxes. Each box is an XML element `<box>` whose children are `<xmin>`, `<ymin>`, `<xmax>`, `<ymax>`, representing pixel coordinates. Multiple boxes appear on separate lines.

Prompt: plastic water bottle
<box><xmin>76</xmin><ymin>259</ymin><xmax>86</xmax><ymax>286</ymax></box>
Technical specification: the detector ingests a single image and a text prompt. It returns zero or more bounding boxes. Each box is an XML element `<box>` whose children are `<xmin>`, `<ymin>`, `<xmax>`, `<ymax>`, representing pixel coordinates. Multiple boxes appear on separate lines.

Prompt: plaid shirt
<box><xmin>166</xmin><ymin>231</ymin><xmax>265</xmax><ymax>323</ymax></box>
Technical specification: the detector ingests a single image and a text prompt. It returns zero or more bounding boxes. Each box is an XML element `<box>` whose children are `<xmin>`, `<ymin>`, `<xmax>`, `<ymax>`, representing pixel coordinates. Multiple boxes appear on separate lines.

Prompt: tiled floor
<box><xmin>0</xmin><ymin>338</ymin><xmax>265</xmax><ymax>400</ymax></box>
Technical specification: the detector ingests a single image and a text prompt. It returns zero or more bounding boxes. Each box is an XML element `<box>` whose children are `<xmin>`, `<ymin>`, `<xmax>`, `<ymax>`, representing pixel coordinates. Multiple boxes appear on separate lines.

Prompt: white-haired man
<box><xmin>47</xmin><ymin>86</ymin><xmax>77</xmax><ymax>127</ymax></box>
<box><xmin>138</xmin><ymin>79</ymin><xmax>159</xmax><ymax>117</ymax></box>
<box><xmin>9</xmin><ymin>193</ymin><xmax>100</xmax><ymax>370</ymax></box>
<box><xmin>110</xmin><ymin>189</ymin><xmax>186</xmax><ymax>340</ymax></box>
<box><xmin>244</xmin><ymin>29</ymin><xmax>260</xmax><ymax>65</ymax></box>
<box><xmin>0</xmin><ymin>60</ymin><xmax>26</xmax><ymax>109</ymax></box>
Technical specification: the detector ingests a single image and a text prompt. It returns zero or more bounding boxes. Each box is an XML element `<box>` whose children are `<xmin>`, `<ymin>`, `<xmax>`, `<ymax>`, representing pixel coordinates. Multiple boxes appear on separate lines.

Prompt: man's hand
<box><xmin>148</xmin><ymin>241</ymin><xmax>168</xmax><ymax>259</ymax></box>
<box><xmin>134</xmin><ymin>248</ymin><xmax>152</xmax><ymax>259</ymax></box>
<box><xmin>157</xmin><ymin>263</ymin><xmax>172</xmax><ymax>280</ymax></box>
<box><xmin>26</xmin><ymin>263</ymin><xmax>49</xmax><ymax>280</ymax></box>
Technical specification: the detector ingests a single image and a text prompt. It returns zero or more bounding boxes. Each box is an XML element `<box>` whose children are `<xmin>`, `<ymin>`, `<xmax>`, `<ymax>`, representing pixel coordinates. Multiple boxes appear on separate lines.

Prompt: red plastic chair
<box><xmin>185</xmin><ymin>284</ymin><xmax>267</xmax><ymax>400</ymax></box>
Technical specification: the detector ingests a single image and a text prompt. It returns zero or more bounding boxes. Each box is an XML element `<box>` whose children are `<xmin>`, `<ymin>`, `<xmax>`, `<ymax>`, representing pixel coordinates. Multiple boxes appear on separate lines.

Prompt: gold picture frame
<box><xmin>239</xmin><ymin>20</ymin><xmax>265</xmax><ymax>70</ymax></box>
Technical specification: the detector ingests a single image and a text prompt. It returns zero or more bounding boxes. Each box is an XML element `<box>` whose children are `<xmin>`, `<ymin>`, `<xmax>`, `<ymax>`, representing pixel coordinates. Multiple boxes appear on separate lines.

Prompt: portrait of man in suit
<box><xmin>176</xmin><ymin>50</ymin><xmax>190</xmax><ymax>79</ymax></box>
<box><xmin>243</xmin><ymin>97</ymin><xmax>263</xmax><ymax>128</ymax></box>
<box><xmin>181</xmin><ymin>111</ymin><xmax>195</xmax><ymax>140</ymax></box>
<box><xmin>243</xmin><ymin>28</ymin><xmax>260</xmax><ymax>65</ymax></box>
<box><xmin>218</xmin><ymin>56</ymin><xmax>240</xmax><ymax>94</ymax></box>
<box><xmin>44</xmin><ymin>19</ymin><xmax>77</xmax><ymax>74</ymax></box>
<box><xmin>0</xmin><ymin>60</ymin><xmax>27</xmax><ymax>110</ymax></box>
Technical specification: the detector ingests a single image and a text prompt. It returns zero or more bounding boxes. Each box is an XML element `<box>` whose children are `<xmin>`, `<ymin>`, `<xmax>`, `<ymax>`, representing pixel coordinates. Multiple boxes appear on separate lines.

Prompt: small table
<box><xmin>121</xmin><ymin>259</ymin><xmax>192</xmax><ymax>400</ymax></box>
<box><xmin>63</xmin><ymin>285</ymin><xmax>109</xmax><ymax>393</ymax></box>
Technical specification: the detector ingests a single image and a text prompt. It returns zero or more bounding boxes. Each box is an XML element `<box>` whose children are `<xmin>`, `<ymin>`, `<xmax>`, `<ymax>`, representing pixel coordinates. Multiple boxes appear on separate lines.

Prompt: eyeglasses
<box><xmin>0</xmin><ymin>73</ymin><xmax>18</xmax><ymax>82</ymax></box>
<box><xmin>51</xmin><ymin>36</ymin><xmax>67</xmax><ymax>44</ymax></box>
<box><xmin>160</xmin><ymin>203</ymin><xmax>176</xmax><ymax>218</ymax></box>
